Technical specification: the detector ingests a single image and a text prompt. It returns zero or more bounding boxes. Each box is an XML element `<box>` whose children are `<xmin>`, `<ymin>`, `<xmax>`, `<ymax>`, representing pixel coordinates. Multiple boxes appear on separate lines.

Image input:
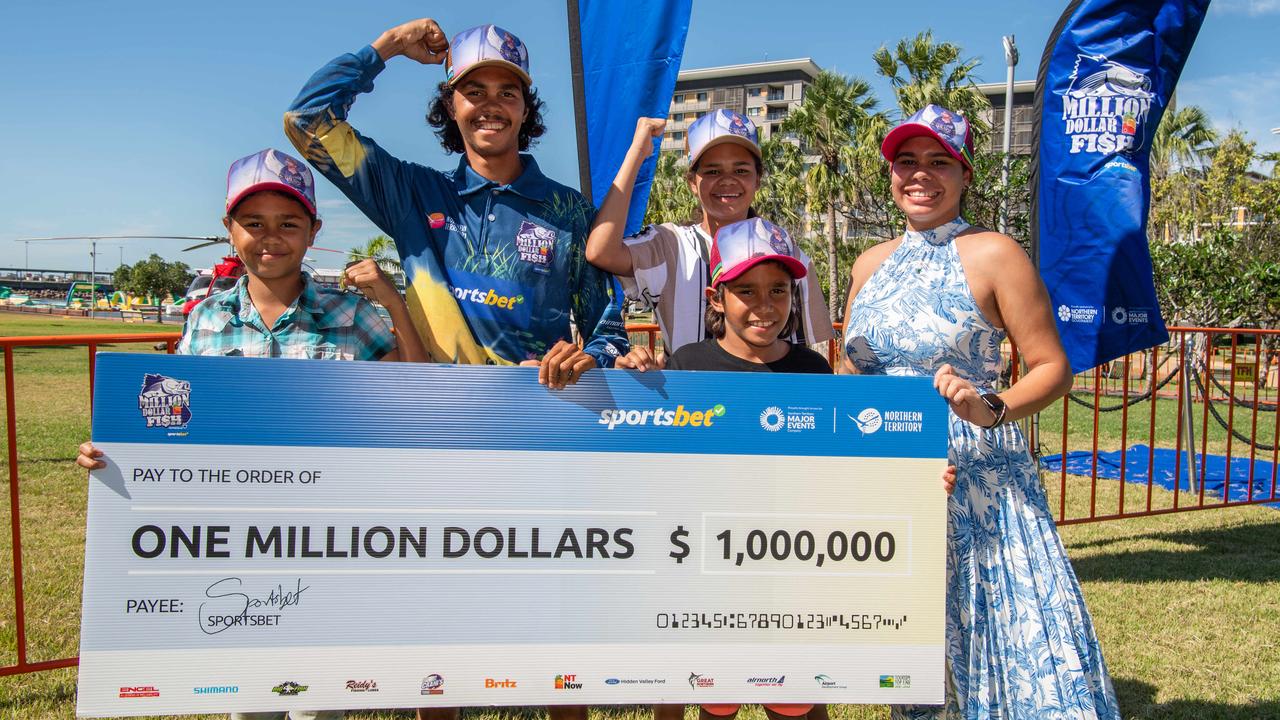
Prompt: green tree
<box><xmin>117</xmin><ymin>254</ymin><xmax>192</xmax><ymax>323</ymax></box>
<box><xmin>872</xmin><ymin>30</ymin><xmax>991</xmax><ymax>142</ymax></box>
<box><xmin>754</xmin><ymin>136</ymin><xmax>806</xmax><ymax>230</ymax></box>
<box><xmin>1151</xmin><ymin>105</ymin><xmax>1218</xmax><ymax>181</ymax></box>
<box><xmin>781</xmin><ymin>70</ymin><xmax>882</xmax><ymax>321</ymax></box>
<box><xmin>347</xmin><ymin>234</ymin><xmax>402</xmax><ymax>275</ymax></box>
<box><xmin>642</xmin><ymin>151</ymin><xmax>698</xmax><ymax>226</ymax></box>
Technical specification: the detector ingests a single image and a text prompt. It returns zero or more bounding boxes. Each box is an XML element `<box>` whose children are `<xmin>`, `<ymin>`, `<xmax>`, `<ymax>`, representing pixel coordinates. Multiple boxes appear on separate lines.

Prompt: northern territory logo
<box><xmin>848</xmin><ymin>408</ymin><xmax>923</xmax><ymax>435</ymax></box>
<box><xmin>139</xmin><ymin>374</ymin><xmax>191</xmax><ymax>430</ymax></box>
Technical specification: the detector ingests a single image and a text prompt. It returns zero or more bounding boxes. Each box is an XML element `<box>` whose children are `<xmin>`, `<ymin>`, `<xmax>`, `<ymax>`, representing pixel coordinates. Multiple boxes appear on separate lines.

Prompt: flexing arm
<box><xmin>283</xmin><ymin>21</ymin><xmax>447</xmax><ymax>236</ymax></box>
<box><xmin>585</xmin><ymin>117</ymin><xmax>666</xmax><ymax>276</ymax></box>
<box><xmin>343</xmin><ymin>259</ymin><xmax>431</xmax><ymax>363</ymax></box>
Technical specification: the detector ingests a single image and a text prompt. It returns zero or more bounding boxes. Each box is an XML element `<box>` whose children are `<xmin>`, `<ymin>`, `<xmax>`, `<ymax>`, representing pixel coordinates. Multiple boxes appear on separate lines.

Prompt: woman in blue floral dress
<box><xmin>842</xmin><ymin>105</ymin><xmax>1121</xmax><ymax>719</ymax></box>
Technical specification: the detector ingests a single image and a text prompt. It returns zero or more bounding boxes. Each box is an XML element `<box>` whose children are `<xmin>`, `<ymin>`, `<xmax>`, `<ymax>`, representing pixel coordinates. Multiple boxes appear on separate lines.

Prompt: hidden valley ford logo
<box><xmin>138</xmin><ymin>374</ymin><xmax>191</xmax><ymax>430</ymax></box>
<box><xmin>599</xmin><ymin>404</ymin><xmax>725</xmax><ymax>430</ymax></box>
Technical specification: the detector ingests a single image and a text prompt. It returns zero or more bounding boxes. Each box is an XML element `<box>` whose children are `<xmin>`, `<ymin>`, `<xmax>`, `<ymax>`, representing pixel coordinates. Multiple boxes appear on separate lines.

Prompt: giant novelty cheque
<box><xmin>77</xmin><ymin>353</ymin><xmax>947</xmax><ymax>716</ymax></box>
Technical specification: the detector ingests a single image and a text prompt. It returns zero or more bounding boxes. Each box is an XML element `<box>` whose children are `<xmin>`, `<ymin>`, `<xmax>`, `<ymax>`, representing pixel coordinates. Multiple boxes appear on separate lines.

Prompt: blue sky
<box><xmin>3</xmin><ymin>0</ymin><xmax>1277</xmax><ymax>272</ymax></box>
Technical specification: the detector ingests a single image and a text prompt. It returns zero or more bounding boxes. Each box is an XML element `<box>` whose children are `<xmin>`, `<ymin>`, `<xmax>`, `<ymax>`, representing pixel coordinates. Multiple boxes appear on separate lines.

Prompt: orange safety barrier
<box><xmin>2</xmin><ymin>326</ymin><xmax>1278</xmax><ymax>678</ymax></box>
<box><xmin>1</xmin><ymin>333</ymin><xmax>179</xmax><ymax>678</ymax></box>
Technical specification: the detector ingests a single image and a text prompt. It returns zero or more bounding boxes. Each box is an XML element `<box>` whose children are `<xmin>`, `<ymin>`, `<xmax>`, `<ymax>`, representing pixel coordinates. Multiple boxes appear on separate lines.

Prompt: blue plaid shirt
<box><xmin>178</xmin><ymin>274</ymin><xmax>396</xmax><ymax>361</ymax></box>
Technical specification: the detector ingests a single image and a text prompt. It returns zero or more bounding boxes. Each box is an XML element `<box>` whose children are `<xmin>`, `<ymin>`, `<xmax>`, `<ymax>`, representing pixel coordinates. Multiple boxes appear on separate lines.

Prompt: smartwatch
<box><xmin>980</xmin><ymin>393</ymin><xmax>1008</xmax><ymax>429</ymax></box>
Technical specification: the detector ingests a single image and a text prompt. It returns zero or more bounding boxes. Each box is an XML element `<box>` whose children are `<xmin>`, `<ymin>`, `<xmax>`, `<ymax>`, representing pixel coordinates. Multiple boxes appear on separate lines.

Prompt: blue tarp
<box><xmin>1040</xmin><ymin>444</ymin><xmax>1280</xmax><ymax>507</ymax></box>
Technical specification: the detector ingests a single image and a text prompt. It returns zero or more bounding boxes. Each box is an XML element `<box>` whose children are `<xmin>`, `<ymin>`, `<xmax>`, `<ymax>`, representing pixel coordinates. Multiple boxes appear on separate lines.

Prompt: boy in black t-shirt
<box><xmin>621</xmin><ymin>217</ymin><xmax>830</xmax><ymax>374</ymax></box>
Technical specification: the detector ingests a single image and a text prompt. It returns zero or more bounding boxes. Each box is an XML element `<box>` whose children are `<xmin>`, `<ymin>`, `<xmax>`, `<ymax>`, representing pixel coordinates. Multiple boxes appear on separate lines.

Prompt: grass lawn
<box><xmin>1</xmin><ymin>313</ymin><xmax>1278</xmax><ymax>719</ymax></box>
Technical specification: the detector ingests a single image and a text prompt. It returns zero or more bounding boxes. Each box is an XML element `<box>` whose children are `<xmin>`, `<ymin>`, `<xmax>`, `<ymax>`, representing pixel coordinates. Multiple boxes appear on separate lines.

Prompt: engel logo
<box><xmin>599</xmin><ymin>404</ymin><xmax>725</xmax><ymax>430</ymax></box>
<box><xmin>451</xmin><ymin>286</ymin><xmax>525</xmax><ymax>310</ymax></box>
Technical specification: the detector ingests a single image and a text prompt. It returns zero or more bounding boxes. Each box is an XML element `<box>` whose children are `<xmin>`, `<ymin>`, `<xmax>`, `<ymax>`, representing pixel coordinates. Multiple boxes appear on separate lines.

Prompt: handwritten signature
<box><xmin>198</xmin><ymin>577</ymin><xmax>309</xmax><ymax>635</ymax></box>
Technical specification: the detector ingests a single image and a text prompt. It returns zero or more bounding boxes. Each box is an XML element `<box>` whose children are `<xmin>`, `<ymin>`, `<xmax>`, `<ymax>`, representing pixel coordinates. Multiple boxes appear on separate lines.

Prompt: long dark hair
<box><xmin>426</xmin><ymin>81</ymin><xmax>547</xmax><ymax>154</ymax></box>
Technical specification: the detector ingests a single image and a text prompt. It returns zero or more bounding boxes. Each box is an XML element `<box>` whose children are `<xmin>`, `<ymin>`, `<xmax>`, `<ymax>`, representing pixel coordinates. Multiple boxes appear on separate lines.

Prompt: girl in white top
<box><xmin>587</xmin><ymin>110</ymin><xmax>833</xmax><ymax>367</ymax></box>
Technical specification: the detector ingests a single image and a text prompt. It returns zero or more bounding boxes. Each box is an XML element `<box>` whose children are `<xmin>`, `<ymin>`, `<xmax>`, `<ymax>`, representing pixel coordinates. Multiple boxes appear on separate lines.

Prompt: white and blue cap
<box><xmin>445</xmin><ymin>24</ymin><xmax>532</xmax><ymax>87</ymax></box>
<box><xmin>881</xmin><ymin>103</ymin><xmax>974</xmax><ymax>169</ymax></box>
<box><xmin>225</xmin><ymin>148</ymin><xmax>316</xmax><ymax>217</ymax></box>
<box><xmin>686</xmin><ymin>109</ymin><xmax>761</xmax><ymax>165</ymax></box>
<box><xmin>710</xmin><ymin>218</ymin><xmax>806</xmax><ymax>287</ymax></box>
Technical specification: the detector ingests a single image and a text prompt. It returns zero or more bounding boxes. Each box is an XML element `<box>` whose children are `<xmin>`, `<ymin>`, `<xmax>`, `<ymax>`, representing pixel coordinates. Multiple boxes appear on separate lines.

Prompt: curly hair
<box><xmin>425</xmin><ymin>81</ymin><xmax>547</xmax><ymax>155</ymax></box>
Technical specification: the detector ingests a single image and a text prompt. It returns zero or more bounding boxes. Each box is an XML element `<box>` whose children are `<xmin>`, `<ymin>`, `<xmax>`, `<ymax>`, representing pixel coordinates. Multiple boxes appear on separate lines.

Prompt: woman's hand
<box><xmin>933</xmin><ymin>364</ymin><xmax>998</xmax><ymax>428</ymax></box>
<box><xmin>942</xmin><ymin>465</ymin><xmax>957</xmax><ymax>495</ymax></box>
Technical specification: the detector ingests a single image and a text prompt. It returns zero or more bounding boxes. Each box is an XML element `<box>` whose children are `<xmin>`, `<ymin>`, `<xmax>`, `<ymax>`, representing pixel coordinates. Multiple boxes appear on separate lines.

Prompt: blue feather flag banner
<box><xmin>1033</xmin><ymin>0</ymin><xmax>1209</xmax><ymax>373</ymax></box>
<box><xmin>572</xmin><ymin>0</ymin><xmax>692</xmax><ymax>234</ymax></box>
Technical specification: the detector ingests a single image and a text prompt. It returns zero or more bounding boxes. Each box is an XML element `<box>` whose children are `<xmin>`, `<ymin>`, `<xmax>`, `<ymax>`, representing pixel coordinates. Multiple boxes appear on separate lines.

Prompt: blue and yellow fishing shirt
<box><xmin>285</xmin><ymin>45</ymin><xmax>627</xmax><ymax>366</ymax></box>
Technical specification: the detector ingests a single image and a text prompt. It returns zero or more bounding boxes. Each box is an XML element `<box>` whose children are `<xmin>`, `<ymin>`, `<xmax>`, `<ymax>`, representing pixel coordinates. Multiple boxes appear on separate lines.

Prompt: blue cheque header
<box><xmin>93</xmin><ymin>353</ymin><xmax>947</xmax><ymax>459</ymax></box>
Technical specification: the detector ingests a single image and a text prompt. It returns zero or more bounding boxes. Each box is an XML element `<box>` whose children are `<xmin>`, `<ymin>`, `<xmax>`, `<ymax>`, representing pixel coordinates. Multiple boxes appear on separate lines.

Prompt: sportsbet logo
<box><xmin>599</xmin><ymin>404</ymin><xmax>726</xmax><ymax>430</ymax></box>
<box><xmin>451</xmin><ymin>286</ymin><xmax>525</xmax><ymax>310</ymax></box>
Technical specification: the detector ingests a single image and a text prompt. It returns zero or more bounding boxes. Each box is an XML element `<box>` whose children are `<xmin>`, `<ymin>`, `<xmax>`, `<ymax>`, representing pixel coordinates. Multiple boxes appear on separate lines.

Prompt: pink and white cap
<box><xmin>710</xmin><ymin>218</ymin><xmax>806</xmax><ymax>287</ymax></box>
<box><xmin>225</xmin><ymin>148</ymin><xmax>316</xmax><ymax>217</ymax></box>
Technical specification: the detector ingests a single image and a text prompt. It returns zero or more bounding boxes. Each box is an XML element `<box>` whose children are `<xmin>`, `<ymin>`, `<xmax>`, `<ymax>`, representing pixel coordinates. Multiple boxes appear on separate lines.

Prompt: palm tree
<box><xmin>347</xmin><ymin>234</ymin><xmax>402</xmax><ymax>275</ymax></box>
<box><xmin>781</xmin><ymin>70</ymin><xmax>881</xmax><ymax>321</ymax></box>
<box><xmin>1151</xmin><ymin>105</ymin><xmax>1218</xmax><ymax>181</ymax></box>
<box><xmin>642</xmin><ymin>151</ymin><xmax>699</xmax><ymax>226</ymax></box>
<box><xmin>755</xmin><ymin>135</ymin><xmax>806</xmax><ymax>230</ymax></box>
<box><xmin>872</xmin><ymin>31</ymin><xmax>991</xmax><ymax>141</ymax></box>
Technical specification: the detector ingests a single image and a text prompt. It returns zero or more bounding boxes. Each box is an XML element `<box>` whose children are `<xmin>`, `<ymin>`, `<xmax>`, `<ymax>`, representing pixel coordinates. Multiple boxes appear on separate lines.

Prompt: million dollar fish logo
<box><xmin>1059</xmin><ymin>54</ymin><xmax>1154</xmax><ymax>156</ymax></box>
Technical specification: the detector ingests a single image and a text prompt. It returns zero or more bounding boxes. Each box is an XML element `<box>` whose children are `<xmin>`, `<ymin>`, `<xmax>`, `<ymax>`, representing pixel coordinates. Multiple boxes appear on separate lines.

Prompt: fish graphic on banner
<box><xmin>1033</xmin><ymin>0</ymin><xmax>1210</xmax><ymax>372</ymax></box>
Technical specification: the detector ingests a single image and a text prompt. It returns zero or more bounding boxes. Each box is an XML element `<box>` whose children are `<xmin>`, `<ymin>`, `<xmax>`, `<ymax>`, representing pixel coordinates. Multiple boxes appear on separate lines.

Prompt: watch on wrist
<box><xmin>980</xmin><ymin>393</ymin><xmax>1008</xmax><ymax>429</ymax></box>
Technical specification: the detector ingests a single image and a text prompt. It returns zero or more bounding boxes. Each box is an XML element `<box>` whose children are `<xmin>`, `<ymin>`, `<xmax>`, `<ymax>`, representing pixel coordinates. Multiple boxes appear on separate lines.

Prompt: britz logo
<box><xmin>138</xmin><ymin>374</ymin><xmax>191</xmax><ymax>429</ymax></box>
<box><xmin>485</xmin><ymin>678</ymin><xmax>517</xmax><ymax>688</ymax></box>
<box><xmin>1060</xmin><ymin>54</ymin><xmax>1153</xmax><ymax>155</ymax></box>
<box><xmin>119</xmin><ymin>686</ymin><xmax>159</xmax><ymax>698</ymax></box>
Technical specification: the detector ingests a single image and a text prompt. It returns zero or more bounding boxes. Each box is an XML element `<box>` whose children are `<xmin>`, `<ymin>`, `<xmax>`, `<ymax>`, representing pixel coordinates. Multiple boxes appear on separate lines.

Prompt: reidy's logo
<box><xmin>600</xmin><ymin>404</ymin><xmax>725</xmax><ymax>430</ymax></box>
<box><xmin>1060</xmin><ymin>53</ymin><xmax>1153</xmax><ymax>155</ymax></box>
<box><xmin>139</xmin><ymin>374</ymin><xmax>191</xmax><ymax>430</ymax></box>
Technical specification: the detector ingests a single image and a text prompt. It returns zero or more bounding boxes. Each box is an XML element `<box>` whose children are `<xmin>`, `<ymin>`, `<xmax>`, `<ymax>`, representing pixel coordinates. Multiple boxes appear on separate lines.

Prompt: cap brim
<box><xmin>226</xmin><ymin>182</ymin><xmax>316</xmax><ymax>216</ymax></box>
<box><xmin>715</xmin><ymin>255</ymin><xmax>806</xmax><ymax>286</ymax></box>
<box><xmin>691</xmin><ymin>134</ymin><xmax>762</xmax><ymax>164</ymax></box>
<box><xmin>881</xmin><ymin>124</ymin><xmax>971</xmax><ymax>168</ymax></box>
<box><xmin>449</xmin><ymin>59</ymin><xmax>533</xmax><ymax>88</ymax></box>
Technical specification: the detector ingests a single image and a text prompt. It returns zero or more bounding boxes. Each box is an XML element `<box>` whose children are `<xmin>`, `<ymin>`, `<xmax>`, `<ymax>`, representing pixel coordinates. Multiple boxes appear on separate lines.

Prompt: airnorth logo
<box><xmin>599</xmin><ymin>404</ymin><xmax>725</xmax><ymax>430</ymax></box>
<box><xmin>450</xmin><ymin>286</ymin><xmax>525</xmax><ymax>310</ymax></box>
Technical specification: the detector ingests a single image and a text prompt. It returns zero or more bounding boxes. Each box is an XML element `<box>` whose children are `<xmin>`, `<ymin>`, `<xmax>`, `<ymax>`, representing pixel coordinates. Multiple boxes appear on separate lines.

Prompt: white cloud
<box><xmin>1176</xmin><ymin>65</ymin><xmax>1280</xmax><ymax>158</ymax></box>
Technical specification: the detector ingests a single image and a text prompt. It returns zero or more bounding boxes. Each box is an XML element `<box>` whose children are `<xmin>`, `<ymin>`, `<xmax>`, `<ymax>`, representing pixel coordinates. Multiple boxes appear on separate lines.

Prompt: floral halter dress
<box><xmin>844</xmin><ymin>218</ymin><xmax>1120</xmax><ymax>720</ymax></box>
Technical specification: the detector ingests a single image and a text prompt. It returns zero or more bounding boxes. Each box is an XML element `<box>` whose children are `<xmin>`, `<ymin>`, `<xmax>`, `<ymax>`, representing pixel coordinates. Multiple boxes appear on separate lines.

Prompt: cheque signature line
<box><xmin>130</xmin><ymin>569</ymin><xmax>657</xmax><ymax>576</ymax></box>
<box><xmin>129</xmin><ymin>506</ymin><xmax>658</xmax><ymax>515</ymax></box>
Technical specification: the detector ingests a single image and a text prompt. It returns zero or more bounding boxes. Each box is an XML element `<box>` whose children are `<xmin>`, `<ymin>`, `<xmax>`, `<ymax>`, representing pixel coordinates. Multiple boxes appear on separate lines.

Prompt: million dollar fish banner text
<box><xmin>1034</xmin><ymin>0</ymin><xmax>1210</xmax><ymax>372</ymax></box>
<box><xmin>78</xmin><ymin>354</ymin><xmax>946</xmax><ymax>716</ymax></box>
